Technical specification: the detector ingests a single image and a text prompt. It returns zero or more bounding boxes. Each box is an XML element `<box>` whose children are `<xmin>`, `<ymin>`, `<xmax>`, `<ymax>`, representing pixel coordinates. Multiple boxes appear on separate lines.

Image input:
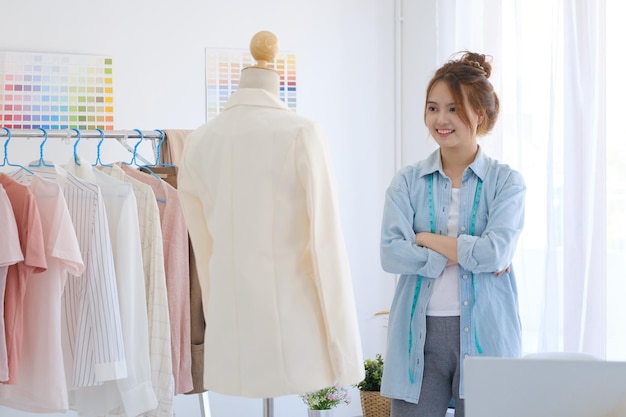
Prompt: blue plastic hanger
<box><xmin>122</xmin><ymin>128</ymin><xmax>144</xmax><ymax>166</ymax></box>
<box><xmin>0</xmin><ymin>127</ymin><xmax>35</xmax><ymax>174</ymax></box>
<box><xmin>151</xmin><ymin>129</ymin><xmax>175</xmax><ymax>168</ymax></box>
<box><xmin>125</xmin><ymin>128</ymin><xmax>167</xmax><ymax>204</ymax></box>
<box><xmin>71</xmin><ymin>128</ymin><xmax>81</xmax><ymax>165</ymax></box>
<box><xmin>29</xmin><ymin>127</ymin><xmax>55</xmax><ymax>167</ymax></box>
<box><xmin>92</xmin><ymin>128</ymin><xmax>112</xmax><ymax>167</ymax></box>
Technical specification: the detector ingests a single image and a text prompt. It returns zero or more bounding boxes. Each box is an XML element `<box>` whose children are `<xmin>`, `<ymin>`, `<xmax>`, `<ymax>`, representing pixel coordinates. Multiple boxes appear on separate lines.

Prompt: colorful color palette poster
<box><xmin>0</xmin><ymin>51</ymin><xmax>114</xmax><ymax>130</ymax></box>
<box><xmin>205</xmin><ymin>48</ymin><xmax>296</xmax><ymax>119</ymax></box>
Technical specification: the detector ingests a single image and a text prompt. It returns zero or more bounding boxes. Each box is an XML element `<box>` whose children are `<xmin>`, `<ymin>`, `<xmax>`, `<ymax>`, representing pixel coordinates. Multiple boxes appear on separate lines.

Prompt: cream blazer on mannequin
<box><xmin>178</xmin><ymin>68</ymin><xmax>364</xmax><ymax>398</ymax></box>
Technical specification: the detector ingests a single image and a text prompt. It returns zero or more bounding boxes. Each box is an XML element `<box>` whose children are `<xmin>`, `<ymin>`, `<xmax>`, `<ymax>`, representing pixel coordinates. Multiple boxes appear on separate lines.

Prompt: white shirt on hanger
<box><xmin>99</xmin><ymin>163</ymin><xmax>174</xmax><ymax>417</ymax></box>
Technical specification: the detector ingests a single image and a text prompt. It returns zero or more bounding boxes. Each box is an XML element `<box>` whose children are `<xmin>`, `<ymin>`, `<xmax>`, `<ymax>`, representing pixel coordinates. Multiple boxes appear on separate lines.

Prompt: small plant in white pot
<box><xmin>300</xmin><ymin>385</ymin><xmax>351</xmax><ymax>417</ymax></box>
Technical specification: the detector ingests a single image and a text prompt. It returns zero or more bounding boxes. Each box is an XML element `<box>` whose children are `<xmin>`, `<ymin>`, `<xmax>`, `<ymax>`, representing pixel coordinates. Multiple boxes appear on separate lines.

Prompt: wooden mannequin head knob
<box><xmin>249</xmin><ymin>31</ymin><xmax>279</xmax><ymax>68</ymax></box>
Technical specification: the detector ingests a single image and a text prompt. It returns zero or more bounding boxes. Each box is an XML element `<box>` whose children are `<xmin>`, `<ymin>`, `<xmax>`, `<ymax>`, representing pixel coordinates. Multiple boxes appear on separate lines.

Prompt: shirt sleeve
<box><xmin>0</xmin><ymin>187</ymin><xmax>23</xmax><ymax>267</ymax></box>
<box><xmin>49</xmin><ymin>185</ymin><xmax>84</xmax><ymax>276</ymax></box>
<box><xmin>380</xmin><ymin>173</ymin><xmax>448</xmax><ymax>277</ymax></box>
<box><xmin>457</xmin><ymin>169</ymin><xmax>526</xmax><ymax>273</ymax></box>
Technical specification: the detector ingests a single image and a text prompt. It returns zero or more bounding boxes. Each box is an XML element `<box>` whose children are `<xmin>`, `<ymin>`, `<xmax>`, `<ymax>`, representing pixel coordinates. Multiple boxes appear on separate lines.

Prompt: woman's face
<box><xmin>425</xmin><ymin>81</ymin><xmax>481</xmax><ymax>151</ymax></box>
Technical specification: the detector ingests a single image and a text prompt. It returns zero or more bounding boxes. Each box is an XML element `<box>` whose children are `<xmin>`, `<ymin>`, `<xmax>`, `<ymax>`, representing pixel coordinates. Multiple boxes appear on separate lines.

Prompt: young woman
<box><xmin>380</xmin><ymin>52</ymin><xmax>526</xmax><ymax>417</ymax></box>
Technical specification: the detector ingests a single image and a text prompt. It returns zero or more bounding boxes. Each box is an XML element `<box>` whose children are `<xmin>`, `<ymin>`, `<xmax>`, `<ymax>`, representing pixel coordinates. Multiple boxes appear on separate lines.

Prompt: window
<box><xmin>415</xmin><ymin>0</ymin><xmax>624</xmax><ymax>359</ymax></box>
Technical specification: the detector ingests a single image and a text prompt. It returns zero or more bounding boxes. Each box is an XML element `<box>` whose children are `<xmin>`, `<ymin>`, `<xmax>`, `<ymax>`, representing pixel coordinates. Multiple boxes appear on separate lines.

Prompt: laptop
<box><xmin>464</xmin><ymin>356</ymin><xmax>626</xmax><ymax>417</ymax></box>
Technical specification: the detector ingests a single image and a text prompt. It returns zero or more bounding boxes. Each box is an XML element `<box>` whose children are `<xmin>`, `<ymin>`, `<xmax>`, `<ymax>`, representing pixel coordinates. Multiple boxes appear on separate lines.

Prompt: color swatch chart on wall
<box><xmin>205</xmin><ymin>48</ymin><xmax>296</xmax><ymax>119</ymax></box>
<box><xmin>0</xmin><ymin>51</ymin><xmax>114</xmax><ymax>130</ymax></box>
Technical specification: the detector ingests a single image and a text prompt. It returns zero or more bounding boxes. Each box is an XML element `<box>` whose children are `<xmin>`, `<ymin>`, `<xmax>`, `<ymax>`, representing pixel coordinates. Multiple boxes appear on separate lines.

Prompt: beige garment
<box><xmin>161</xmin><ymin>129</ymin><xmax>193</xmax><ymax>166</ymax></box>
<box><xmin>178</xmin><ymin>74</ymin><xmax>364</xmax><ymax>398</ymax></box>
<box><xmin>186</xmin><ymin>245</ymin><xmax>204</xmax><ymax>395</ymax></box>
<box><xmin>161</xmin><ymin>129</ymin><xmax>206</xmax><ymax>395</ymax></box>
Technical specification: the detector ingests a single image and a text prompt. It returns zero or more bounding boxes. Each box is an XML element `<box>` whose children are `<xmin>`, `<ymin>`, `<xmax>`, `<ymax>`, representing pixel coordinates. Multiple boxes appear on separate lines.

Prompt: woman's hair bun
<box><xmin>460</xmin><ymin>52</ymin><xmax>492</xmax><ymax>78</ymax></box>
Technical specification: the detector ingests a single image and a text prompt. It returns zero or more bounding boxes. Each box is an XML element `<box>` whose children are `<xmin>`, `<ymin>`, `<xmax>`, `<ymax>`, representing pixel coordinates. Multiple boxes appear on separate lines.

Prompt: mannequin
<box><xmin>178</xmin><ymin>31</ymin><xmax>364</xmax><ymax>399</ymax></box>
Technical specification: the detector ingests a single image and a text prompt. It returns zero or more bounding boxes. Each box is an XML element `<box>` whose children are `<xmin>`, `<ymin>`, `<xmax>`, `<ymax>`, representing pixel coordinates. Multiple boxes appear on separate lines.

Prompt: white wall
<box><xmin>398</xmin><ymin>0</ymin><xmax>439</xmax><ymax>165</ymax></box>
<box><xmin>0</xmin><ymin>1</ymin><xmax>397</xmax><ymax>416</ymax></box>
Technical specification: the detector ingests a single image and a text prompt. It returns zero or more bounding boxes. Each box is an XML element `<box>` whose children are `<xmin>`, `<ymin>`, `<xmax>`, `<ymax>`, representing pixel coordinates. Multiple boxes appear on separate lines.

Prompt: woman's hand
<box><xmin>494</xmin><ymin>266</ymin><xmax>511</xmax><ymax>276</ymax></box>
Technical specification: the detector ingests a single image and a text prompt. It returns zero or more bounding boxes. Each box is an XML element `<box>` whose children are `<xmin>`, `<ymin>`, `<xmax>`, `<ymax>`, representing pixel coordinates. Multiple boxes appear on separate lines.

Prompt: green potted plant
<box><xmin>300</xmin><ymin>385</ymin><xmax>351</xmax><ymax>417</ymax></box>
<box><xmin>357</xmin><ymin>354</ymin><xmax>390</xmax><ymax>417</ymax></box>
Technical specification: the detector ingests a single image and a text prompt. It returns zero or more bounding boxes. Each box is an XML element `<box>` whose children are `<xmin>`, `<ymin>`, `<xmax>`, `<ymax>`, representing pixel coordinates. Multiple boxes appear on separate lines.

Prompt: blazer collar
<box><xmin>223</xmin><ymin>88</ymin><xmax>289</xmax><ymax>112</ymax></box>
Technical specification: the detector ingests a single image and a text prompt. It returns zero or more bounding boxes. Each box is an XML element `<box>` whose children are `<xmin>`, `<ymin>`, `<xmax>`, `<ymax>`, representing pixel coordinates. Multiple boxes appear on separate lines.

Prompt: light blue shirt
<box><xmin>379</xmin><ymin>147</ymin><xmax>525</xmax><ymax>402</ymax></box>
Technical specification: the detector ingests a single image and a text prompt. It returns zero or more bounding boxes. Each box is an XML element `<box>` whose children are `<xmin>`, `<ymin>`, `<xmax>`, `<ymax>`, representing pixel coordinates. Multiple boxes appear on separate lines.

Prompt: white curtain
<box><xmin>426</xmin><ymin>0</ymin><xmax>622</xmax><ymax>359</ymax></box>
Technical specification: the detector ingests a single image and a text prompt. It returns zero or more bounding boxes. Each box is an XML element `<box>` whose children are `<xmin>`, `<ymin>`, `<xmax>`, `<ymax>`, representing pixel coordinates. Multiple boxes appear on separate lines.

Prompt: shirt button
<box><xmin>464</xmin><ymin>354</ymin><xmax>470</xmax><ymax>359</ymax></box>
<box><xmin>461</xmin><ymin>226</ymin><xmax>466</xmax><ymax>232</ymax></box>
<box><xmin>463</xmin><ymin>274</ymin><xmax>468</xmax><ymax>280</ymax></box>
<box><xmin>464</xmin><ymin>327</ymin><xmax>469</xmax><ymax>332</ymax></box>
<box><xmin>463</xmin><ymin>301</ymin><xmax>469</xmax><ymax>306</ymax></box>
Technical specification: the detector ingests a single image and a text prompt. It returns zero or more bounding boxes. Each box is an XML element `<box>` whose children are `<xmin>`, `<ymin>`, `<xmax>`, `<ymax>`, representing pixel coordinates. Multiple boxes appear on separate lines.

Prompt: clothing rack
<box><xmin>0</xmin><ymin>126</ymin><xmax>216</xmax><ymax>417</ymax></box>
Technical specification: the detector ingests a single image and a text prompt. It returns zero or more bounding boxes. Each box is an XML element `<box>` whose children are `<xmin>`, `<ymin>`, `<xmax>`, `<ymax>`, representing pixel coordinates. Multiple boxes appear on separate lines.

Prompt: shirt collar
<box><xmin>223</xmin><ymin>88</ymin><xmax>289</xmax><ymax>112</ymax></box>
<box><xmin>468</xmin><ymin>146</ymin><xmax>489</xmax><ymax>181</ymax></box>
<box><xmin>421</xmin><ymin>145</ymin><xmax>489</xmax><ymax>181</ymax></box>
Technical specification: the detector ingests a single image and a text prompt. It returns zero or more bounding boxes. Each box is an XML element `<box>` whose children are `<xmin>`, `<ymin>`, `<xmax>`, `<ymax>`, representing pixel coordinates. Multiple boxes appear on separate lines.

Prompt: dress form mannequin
<box><xmin>178</xmin><ymin>28</ymin><xmax>364</xmax><ymax>406</ymax></box>
<box><xmin>238</xmin><ymin>31</ymin><xmax>280</xmax><ymax>95</ymax></box>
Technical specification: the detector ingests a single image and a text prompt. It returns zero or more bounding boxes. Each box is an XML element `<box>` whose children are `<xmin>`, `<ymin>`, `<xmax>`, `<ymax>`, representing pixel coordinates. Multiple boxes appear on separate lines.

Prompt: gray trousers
<box><xmin>390</xmin><ymin>316</ymin><xmax>464</xmax><ymax>417</ymax></box>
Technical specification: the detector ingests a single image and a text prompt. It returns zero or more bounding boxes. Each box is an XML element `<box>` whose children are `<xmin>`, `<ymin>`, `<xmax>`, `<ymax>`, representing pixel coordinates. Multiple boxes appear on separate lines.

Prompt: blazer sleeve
<box><xmin>295</xmin><ymin>122</ymin><xmax>365</xmax><ymax>386</ymax></box>
<box><xmin>178</xmin><ymin>140</ymin><xmax>214</xmax><ymax>302</ymax></box>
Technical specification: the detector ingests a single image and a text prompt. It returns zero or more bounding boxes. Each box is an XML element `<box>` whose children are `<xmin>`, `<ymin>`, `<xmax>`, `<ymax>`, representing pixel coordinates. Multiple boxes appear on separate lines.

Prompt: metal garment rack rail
<box><xmin>0</xmin><ymin>128</ymin><xmax>163</xmax><ymax>139</ymax></box>
<box><xmin>0</xmin><ymin>127</ymin><xmax>165</xmax><ymax>165</ymax></box>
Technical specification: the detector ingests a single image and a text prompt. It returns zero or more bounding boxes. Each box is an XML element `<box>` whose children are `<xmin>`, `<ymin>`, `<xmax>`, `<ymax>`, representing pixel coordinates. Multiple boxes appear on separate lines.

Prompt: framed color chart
<box><xmin>0</xmin><ymin>51</ymin><xmax>114</xmax><ymax>130</ymax></box>
<box><xmin>205</xmin><ymin>48</ymin><xmax>296</xmax><ymax>119</ymax></box>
